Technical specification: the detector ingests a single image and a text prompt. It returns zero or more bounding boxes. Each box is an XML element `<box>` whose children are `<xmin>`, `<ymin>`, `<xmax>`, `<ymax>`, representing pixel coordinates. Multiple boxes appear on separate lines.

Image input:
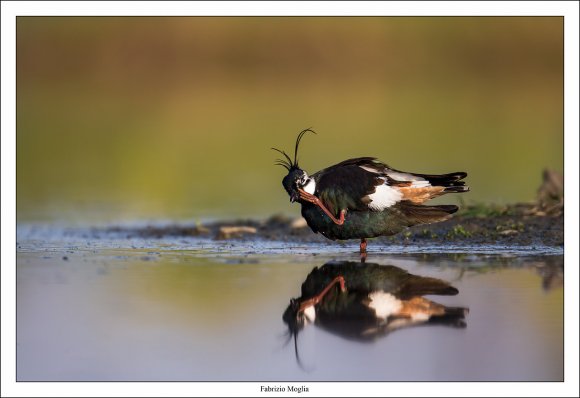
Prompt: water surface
<box><xmin>16</xmin><ymin>226</ymin><xmax>563</xmax><ymax>381</ymax></box>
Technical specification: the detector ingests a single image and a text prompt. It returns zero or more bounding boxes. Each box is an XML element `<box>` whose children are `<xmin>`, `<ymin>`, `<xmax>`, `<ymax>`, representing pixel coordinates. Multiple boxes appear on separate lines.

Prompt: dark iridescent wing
<box><xmin>301</xmin><ymin>261</ymin><xmax>459</xmax><ymax>299</ymax></box>
<box><xmin>311</xmin><ymin>158</ymin><xmax>386</xmax><ymax>213</ymax></box>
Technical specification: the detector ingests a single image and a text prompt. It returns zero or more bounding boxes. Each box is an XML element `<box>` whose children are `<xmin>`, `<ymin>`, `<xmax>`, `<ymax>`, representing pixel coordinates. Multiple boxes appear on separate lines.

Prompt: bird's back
<box><xmin>300</xmin><ymin>157</ymin><xmax>468</xmax><ymax>241</ymax></box>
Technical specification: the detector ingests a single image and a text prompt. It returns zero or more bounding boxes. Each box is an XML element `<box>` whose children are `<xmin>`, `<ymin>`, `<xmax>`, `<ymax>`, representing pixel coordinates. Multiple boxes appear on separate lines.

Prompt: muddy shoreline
<box><xmin>105</xmin><ymin>202</ymin><xmax>564</xmax><ymax>248</ymax></box>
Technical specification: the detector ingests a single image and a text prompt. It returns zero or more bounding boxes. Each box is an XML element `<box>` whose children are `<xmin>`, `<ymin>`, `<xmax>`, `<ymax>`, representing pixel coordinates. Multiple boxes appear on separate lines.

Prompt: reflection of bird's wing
<box><xmin>301</xmin><ymin>261</ymin><xmax>459</xmax><ymax>298</ymax></box>
<box><xmin>295</xmin><ymin>262</ymin><xmax>469</xmax><ymax>342</ymax></box>
<box><xmin>396</xmin><ymin>273</ymin><xmax>459</xmax><ymax>299</ymax></box>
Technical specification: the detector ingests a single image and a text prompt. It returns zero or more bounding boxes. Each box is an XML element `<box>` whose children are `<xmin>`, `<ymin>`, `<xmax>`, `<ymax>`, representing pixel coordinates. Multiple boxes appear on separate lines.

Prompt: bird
<box><xmin>282</xmin><ymin>260</ymin><xmax>468</xmax><ymax>353</ymax></box>
<box><xmin>273</xmin><ymin>129</ymin><xmax>469</xmax><ymax>258</ymax></box>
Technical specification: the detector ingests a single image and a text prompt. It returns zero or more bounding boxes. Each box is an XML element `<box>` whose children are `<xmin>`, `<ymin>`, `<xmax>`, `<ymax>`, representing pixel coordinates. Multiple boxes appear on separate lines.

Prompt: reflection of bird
<box><xmin>273</xmin><ymin>129</ymin><xmax>469</xmax><ymax>257</ymax></box>
<box><xmin>283</xmin><ymin>261</ymin><xmax>468</xmax><ymax>343</ymax></box>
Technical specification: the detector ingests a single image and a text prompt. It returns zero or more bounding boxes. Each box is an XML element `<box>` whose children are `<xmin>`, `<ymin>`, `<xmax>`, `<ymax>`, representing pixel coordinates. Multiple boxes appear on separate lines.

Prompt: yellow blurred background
<box><xmin>16</xmin><ymin>17</ymin><xmax>563</xmax><ymax>222</ymax></box>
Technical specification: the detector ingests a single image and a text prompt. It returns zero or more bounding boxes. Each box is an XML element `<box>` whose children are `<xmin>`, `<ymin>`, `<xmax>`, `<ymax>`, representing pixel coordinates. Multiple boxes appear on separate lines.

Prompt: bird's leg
<box><xmin>360</xmin><ymin>238</ymin><xmax>367</xmax><ymax>253</ymax></box>
<box><xmin>297</xmin><ymin>276</ymin><xmax>347</xmax><ymax>313</ymax></box>
<box><xmin>360</xmin><ymin>238</ymin><xmax>368</xmax><ymax>263</ymax></box>
<box><xmin>298</xmin><ymin>188</ymin><xmax>346</xmax><ymax>226</ymax></box>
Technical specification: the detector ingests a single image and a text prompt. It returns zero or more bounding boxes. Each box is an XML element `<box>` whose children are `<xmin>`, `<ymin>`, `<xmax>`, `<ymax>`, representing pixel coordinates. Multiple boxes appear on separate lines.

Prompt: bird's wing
<box><xmin>311</xmin><ymin>158</ymin><xmax>386</xmax><ymax>214</ymax></box>
<box><xmin>313</xmin><ymin>157</ymin><xmax>469</xmax><ymax>212</ymax></box>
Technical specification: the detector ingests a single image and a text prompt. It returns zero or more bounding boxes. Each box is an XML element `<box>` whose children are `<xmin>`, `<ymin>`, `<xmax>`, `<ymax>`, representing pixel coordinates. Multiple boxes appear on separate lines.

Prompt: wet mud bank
<box><xmin>105</xmin><ymin>202</ymin><xmax>564</xmax><ymax>248</ymax></box>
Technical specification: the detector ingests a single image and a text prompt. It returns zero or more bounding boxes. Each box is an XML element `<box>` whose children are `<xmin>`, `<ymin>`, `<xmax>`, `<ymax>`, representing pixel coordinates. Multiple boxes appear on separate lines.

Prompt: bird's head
<box><xmin>273</xmin><ymin>128</ymin><xmax>316</xmax><ymax>203</ymax></box>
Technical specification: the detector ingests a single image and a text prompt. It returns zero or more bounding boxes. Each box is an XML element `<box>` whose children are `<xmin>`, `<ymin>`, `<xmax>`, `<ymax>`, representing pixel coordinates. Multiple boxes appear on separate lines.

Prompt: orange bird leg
<box><xmin>359</xmin><ymin>238</ymin><xmax>368</xmax><ymax>262</ymax></box>
<box><xmin>298</xmin><ymin>188</ymin><xmax>346</xmax><ymax>226</ymax></box>
<box><xmin>298</xmin><ymin>275</ymin><xmax>347</xmax><ymax>313</ymax></box>
<box><xmin>360</xmin><ymin>238</ymin><xmax>367</xmax><ymax>253</ymax></box>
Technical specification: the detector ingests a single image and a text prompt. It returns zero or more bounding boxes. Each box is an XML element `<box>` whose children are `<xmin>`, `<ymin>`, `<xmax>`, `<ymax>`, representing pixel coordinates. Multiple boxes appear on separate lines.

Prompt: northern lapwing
<box><xmin>282</xmin><ymin>261</ymin><xmax>468</xmax><ymax>364</ymax></box>
<box><xmin>273</xmin><ymin>129</ymin><xmax>469</xmax><ymax>258</ymax></box>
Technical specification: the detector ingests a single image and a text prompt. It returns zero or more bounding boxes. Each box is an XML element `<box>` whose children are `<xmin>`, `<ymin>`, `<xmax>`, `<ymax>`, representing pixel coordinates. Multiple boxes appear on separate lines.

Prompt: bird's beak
<box><xmin>290</xmin><ymin>191</ymin><xmax>300</xmax><ymax>203</ymax></box>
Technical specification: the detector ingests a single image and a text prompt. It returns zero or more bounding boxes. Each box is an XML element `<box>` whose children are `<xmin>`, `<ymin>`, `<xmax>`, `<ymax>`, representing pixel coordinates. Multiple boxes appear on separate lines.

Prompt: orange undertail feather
<box><xmin>398</xmin><ymin>297</ymin><xmax>447</xmax><ymax>318</ymax></box>
<box><xmin>396</xmin><ymin>186</ymin><xmax>446</xmax><ymax>204</ymax></box>
<box><xmin>398</xmin><ymin>297</ymin><xmax>469</xmax><ymax>319</ymax></box>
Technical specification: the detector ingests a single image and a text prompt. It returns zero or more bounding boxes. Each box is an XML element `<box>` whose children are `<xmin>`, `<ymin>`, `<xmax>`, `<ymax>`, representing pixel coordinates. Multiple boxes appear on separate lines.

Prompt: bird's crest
<box><xmin>272</xmin><ymin>128</ymin><xmax>316</xmax><ymax>170</ymax></box>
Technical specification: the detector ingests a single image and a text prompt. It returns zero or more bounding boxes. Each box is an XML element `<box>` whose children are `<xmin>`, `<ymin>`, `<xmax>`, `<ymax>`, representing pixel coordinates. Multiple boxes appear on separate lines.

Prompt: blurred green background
<box><xmin>17</xmin><ymin>17</ymin><xmax>563</xmax><ymax>223</ymax></box>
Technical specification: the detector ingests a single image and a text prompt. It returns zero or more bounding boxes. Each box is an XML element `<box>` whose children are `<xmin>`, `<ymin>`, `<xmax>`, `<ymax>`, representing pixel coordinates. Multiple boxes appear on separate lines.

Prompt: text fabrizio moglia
<box><xmin>260</xmin><ymin>385</ymin><xmax>309</xmax><ymax>393</ymax></box>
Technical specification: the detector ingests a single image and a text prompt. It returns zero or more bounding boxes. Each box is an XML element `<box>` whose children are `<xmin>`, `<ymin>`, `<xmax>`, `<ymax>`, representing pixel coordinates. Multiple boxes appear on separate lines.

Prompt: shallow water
<box><xmin>16</xmin><ymin>225</ymin><xmax>563</xmax><ymax>381</ymax></box>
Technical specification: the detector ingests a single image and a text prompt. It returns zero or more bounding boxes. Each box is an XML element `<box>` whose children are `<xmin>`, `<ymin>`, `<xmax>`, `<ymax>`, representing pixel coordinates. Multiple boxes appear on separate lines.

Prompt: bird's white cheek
<box><xmin>303</xmin><ymin>179</ymin><xmax>316</xmax><ymax>195</ymax></box>
<box><xmin>303</xmin><ymin>305</ymin><xmax>316</xmax><ymax>323</ymax></box>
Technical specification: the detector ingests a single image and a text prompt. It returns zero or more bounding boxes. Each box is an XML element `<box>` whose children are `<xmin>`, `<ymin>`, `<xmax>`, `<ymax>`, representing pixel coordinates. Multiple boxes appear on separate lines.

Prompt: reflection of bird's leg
<box><xmin>298</xmin><ymin>276</ymin><xmax>346</xmax><ymax>313</ymax></box>
<box><xmin>298</xmin><ymin>188</ymin><xmax>345</xmax><ymax>226</ymax></box>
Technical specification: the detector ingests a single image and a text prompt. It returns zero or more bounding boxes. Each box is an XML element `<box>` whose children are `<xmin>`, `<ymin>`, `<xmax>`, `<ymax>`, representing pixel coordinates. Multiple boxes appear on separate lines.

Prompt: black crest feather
<box><xmin>272</xmin><ymin>128</ymin><xmax>316</xmax><ymax>170</ymax></box>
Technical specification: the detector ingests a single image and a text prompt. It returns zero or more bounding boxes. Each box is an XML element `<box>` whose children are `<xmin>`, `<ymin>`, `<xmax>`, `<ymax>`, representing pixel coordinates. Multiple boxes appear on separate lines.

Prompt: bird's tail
<box><xmin>414</xmin><ymin>171</ymin><xmax>469</xmax><ymax>193</ymax></box>
<box><xmin>427</xmin><ymin>305</ymin><xmax>470</xmax><ymax>328</ymax></box>
<box><xmin>391</xmin><ymin>171</ymin><xmax>469</xmax><ymax>204</ymax></box>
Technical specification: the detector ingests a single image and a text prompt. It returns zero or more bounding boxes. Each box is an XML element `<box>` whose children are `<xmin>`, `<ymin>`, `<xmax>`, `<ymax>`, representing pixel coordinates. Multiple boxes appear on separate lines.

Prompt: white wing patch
<box><xmin>367</xmin><ymin>179</ymin><xmax>402</xmax><ymax>210</ymax></box>
<box><xmin>411</xmin><ymin>312</ymin><xmax>430</xmax><ymax>321</ymax></box>
<box><xmin>359</xmin><ymin>165</ymin><xmax>384</xmax><ymax>174</ymax></box>
<box><xmin>410</xmin><ymin>180</ymin><xmax>431</xmax><ymax>188</ymax></box>
<box><xmin>367</xmin><ymin>291</ymin><xmax>402</xmax><ymax>320</ymax></box>
<box><xmin>386</xmin><ymin>171</ymin><xmax>423</xmax><ymax>181</ymax></box>
<box><xmin>386</xmin><ymin>171</ymin><xmax>431</xmax><ymax>188</ymax></box>
<box><xmin>360</xmin><ymin>166</ymin><xmax>431</xmax><ymax>189</ymax></box>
